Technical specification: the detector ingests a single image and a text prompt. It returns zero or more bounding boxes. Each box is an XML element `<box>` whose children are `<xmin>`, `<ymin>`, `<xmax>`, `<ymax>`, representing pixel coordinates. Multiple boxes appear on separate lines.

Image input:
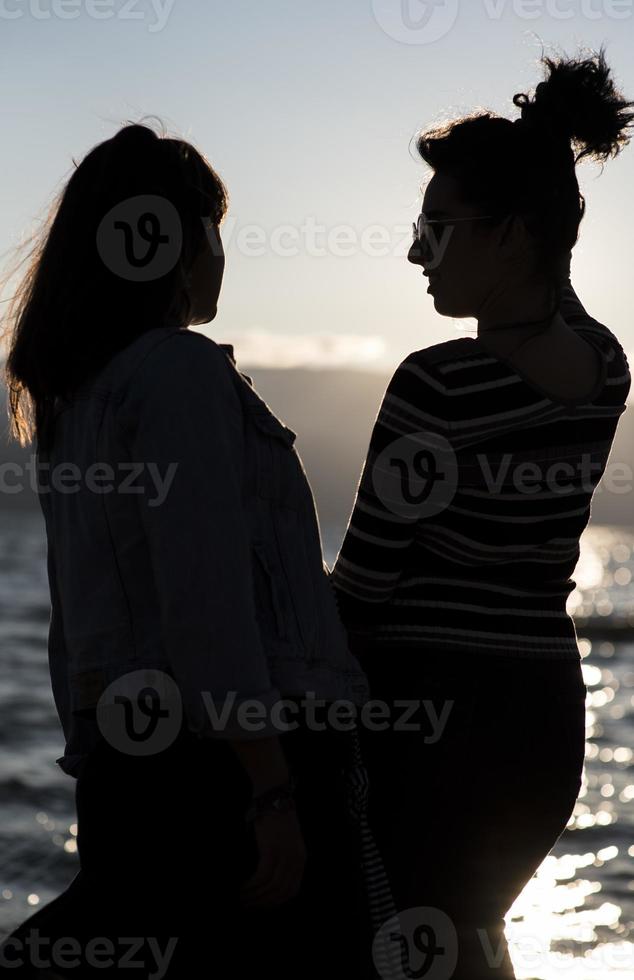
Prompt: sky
<box><xmin>1</xmin><ymin>0</ymin><xmax>633</xmax><ymax>372</ymax></box>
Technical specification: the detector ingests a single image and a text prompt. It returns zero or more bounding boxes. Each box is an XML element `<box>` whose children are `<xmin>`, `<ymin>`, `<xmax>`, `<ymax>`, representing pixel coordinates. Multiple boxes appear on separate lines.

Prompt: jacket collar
<box><xmin>218</xmin><ymin>343</ymin><xmax>254</xmax><ymax>388</ymax></box>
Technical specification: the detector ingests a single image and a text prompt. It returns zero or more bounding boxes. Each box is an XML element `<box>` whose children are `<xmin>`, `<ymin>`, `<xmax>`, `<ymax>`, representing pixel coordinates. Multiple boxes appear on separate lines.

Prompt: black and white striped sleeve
<box><xmin>330</xmin><ymin>352</ymin><xmax>452</xmax><ymax>606</ymax></box>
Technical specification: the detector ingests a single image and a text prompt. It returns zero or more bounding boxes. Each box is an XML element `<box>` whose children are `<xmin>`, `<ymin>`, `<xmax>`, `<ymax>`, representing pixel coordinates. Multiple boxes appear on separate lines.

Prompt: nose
<box><xmin>408</xmin><ymin>238</ymin><xmax>426</xmax><ymax>266</ymax></box>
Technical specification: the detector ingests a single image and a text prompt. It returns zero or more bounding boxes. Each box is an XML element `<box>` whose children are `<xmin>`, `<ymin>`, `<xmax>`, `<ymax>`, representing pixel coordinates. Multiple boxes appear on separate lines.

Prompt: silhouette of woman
<box><xmin>0</xmin><ymin>120</ymin><xmax>369</xmax><ymax>978</ymax></box>
<box><xmin>331</xmin><ymin>47</ymin><xmax>633</xmax><ymax>979</ymax></box>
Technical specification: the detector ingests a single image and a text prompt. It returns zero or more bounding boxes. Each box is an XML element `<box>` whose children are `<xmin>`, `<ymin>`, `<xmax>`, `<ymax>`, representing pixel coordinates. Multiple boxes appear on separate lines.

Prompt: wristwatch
<box><xmin>245</xmin><ymin>779</ymin><xmax>297</xmax><ymax>823</ymax></box>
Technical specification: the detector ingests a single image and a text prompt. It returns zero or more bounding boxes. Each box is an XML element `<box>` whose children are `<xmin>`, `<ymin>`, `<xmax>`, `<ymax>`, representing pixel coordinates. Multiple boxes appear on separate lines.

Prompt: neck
<box><xmin>477</xmin><ymin>272</ymin><xmax>559</xmax><ymax>334</ymax></box>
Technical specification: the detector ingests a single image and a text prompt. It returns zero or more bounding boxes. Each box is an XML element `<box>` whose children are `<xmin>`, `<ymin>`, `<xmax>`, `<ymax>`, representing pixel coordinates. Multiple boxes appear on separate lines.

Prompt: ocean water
<box><xmin>1</xmin><ymin>510</ymin><xmax>634</xmax><ymax>978</ymax></box>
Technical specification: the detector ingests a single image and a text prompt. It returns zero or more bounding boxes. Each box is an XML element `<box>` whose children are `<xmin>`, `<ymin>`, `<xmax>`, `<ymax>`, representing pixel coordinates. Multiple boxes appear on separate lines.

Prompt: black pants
<box><xmin>356</xmin><ymin>644</ymin><xmax>587</xmax><ymax>980</ymax></box>
<box><xmin>1</xmin><ymin>708</ymin><xmax>368</xmax><ymax>979</ymax></box>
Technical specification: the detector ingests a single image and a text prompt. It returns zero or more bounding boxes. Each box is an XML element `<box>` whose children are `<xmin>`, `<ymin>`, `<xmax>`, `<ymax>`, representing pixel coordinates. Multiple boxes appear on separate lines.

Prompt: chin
<box><xmin>434</xmin><ymin>294</ymin><xmax>472</xmax><ymax>318</ymax></box>
<box><xmin>432</xmin><ymin>294</ymin><xmax>450</xmax><ymax>315</ymax></box>
<box><xmin>192</xmin><ymin>307</ymin><xmax>218</xmax><ymax>325</ymax></box>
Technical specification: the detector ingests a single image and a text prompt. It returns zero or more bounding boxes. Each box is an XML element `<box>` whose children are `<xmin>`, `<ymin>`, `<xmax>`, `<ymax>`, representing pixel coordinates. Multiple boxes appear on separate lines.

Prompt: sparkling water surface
<box><xmin>1</xmin><ymin>511</ymin><xmax>633</xmax><ymax>978</ymax></box>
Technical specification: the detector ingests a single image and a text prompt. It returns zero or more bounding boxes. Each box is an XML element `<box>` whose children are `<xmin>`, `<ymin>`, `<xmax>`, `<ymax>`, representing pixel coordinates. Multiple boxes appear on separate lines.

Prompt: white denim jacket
<box><xmin>36</xmin><ymin>326</ymin><xmax>369</xmax><ymax>777</ymax></box>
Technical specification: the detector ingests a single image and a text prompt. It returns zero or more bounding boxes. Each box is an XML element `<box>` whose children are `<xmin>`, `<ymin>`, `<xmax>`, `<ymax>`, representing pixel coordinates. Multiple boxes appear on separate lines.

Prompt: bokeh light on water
<box><xmin>2</xmin><ymin>517</ymin><xmax>634</xmax><ymax>978</ymax></box>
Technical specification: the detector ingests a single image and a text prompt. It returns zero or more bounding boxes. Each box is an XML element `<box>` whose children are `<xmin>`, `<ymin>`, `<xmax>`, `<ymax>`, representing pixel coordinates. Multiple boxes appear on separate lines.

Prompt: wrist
<box><xmin>245</xmin><ymin>778</ymin><xmax>297</xmax><ymax>822</ymax></box>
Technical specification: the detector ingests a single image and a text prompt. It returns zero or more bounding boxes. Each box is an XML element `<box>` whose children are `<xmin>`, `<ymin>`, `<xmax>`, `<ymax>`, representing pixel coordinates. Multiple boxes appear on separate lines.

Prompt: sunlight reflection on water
<box><xmin>503</xmin><ymin>529</ymin><xmax>634</xmax><ymax>978</ymax></box>
<box><xmin>2</xmin><ymin>518</ymin><xmax>634</xmax><ymax>975</ymax></box>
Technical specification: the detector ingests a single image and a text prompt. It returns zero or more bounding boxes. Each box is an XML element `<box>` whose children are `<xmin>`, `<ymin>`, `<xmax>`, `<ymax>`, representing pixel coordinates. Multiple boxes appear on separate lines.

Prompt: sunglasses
<box><xmin>412</xmin><ymin>212</ymin><xmax>498</xmax><ymax>246</ymax></box>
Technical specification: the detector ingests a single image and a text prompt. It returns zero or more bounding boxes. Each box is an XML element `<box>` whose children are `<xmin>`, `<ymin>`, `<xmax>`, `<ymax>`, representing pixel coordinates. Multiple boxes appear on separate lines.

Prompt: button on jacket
<box><xmin>36</xmin><ymin>325</ymin><xmax>369</xmax><ymax>777</ymax></box>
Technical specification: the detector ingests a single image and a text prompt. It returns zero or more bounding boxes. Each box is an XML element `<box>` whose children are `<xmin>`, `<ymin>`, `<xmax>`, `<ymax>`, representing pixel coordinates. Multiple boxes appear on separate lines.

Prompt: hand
<box><xmin>240</xmin><ymin>807</ymin><xmax>307</xmax><ymax>909</ymax></box>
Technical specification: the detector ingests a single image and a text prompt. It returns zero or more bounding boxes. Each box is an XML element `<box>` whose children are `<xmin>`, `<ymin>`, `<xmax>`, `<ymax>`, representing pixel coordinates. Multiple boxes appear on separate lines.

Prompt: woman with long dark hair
<box><xmin>331</xmin><ymin>48</ymin><xmax>633</xmax><ymax>979</ymax></box>
<box><xmin>0</xmin><ymin>121</ymin><xmax>369</xmax><ymax>978</ymax></box>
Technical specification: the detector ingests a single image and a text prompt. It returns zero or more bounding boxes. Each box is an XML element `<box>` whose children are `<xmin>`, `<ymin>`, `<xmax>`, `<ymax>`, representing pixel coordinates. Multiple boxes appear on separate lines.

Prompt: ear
<box><xmin>496</xmin><ymin>213</ymin><xmax>532</xmax><ymax>257</ymax></box>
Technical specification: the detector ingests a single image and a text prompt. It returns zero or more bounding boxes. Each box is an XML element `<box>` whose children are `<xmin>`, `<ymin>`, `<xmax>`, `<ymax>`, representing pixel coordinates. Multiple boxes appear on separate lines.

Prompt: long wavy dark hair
<box><xmin>415</xmin><ymin>45</ymin><xmax>634</xmax><ymax>284</ymax></box>
<box><xmin>1</xmin><ymin>118</ymin><xmax>228</xmax><ymax>450</ymax></box>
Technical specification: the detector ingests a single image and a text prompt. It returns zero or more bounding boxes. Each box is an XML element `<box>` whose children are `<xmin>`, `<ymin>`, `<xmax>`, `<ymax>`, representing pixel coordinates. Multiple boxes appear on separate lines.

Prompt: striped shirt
<box><xmin>330</xmin><ymin>286</ymin><xmax>631</xmax><ymax>659</ymax></box>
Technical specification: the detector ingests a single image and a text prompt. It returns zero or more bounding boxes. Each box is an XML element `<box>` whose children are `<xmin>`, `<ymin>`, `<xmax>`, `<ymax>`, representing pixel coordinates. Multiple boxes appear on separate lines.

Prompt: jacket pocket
<box><xmin>252</xmin><ymin>541</ymin><xmax>288</xmax><ymax>641</ymax></box>
<box><xmin>237</xmin><ymin>393</ymin><xmax>296</xmax><ymax>502</ymax></box>
<box><xmin>270</xmin><ymin>508</ymin><xmax>318</xmax><ymax>655</ymax></box>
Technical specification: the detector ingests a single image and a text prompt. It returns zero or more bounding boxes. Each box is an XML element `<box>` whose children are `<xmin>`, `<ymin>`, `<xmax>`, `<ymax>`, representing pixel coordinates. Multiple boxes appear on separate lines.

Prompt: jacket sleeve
<box><xmin>45</xmin><ymin>535</ymin><xmax>74</xmax><ymax>744</ymax></box>
<box><xmin>115</xmin><ymin>330</ymin><xmax>281</xmax><ymax>741</ymax></box>
<box><xmin>330</xmin><ymin>352</ymin><xmax>454</xmax><ymax>616</ymax></box>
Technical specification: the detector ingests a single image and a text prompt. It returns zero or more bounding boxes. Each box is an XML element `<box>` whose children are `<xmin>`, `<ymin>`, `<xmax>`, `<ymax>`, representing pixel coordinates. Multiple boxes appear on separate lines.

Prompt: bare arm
<box><xmin>557</xmin><ymin>251</ymin><xmax>591</xmax><ymax>323</ymax></box>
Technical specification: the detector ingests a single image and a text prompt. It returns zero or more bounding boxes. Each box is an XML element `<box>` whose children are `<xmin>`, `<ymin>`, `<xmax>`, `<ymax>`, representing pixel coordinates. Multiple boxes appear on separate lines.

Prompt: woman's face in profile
<box><xmin>407</xmin><ymin>172</ymin><xmax>521</xmax><ymax>320</ymax></box>
<box><xmin>187</xmin><ymin>222</ymin><xmax>226</xmax><ymax>325</ymax></box>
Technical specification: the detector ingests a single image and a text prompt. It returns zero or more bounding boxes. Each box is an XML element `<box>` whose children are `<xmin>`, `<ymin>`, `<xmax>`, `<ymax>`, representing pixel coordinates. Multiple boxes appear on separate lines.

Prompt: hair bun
<box><xmin>512</xmin><ymin>46</ymin><xmax>634</xmax><ymax>163</ymax></box>
<box><xmin>112</xmin><ymin>123</ymin><xmax>160</xmax><ymax>149</ymax></box>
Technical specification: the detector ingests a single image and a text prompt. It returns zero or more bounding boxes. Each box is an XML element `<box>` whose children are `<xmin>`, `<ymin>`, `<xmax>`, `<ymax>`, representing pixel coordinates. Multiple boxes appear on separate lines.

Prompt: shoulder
<box><xmin>407</xmin><ymin>336</ymin><xmax>475</xmax><ymax>367</ymax></box>
<box><xmin>388</xmin><ymin>337</ymin><xmax>483</xmax><ymax>394</ymax></box>
<box><xmin>114</xmin><ymin>328</ymin><xmax>241</xmax><ymax>416</ymax></box>
<box><xmin>132</xmin><ymin>328</ymin><xmax>234</xmax><ymax>385</ymax></box>
<box><xmin>140</xmin><ymin>327</ymin><xmax>231</xmax><ymax>370</ymax></box>
<box><xmin>378</xmin><ymin>337</ymin><xmax>503</xmax><ymax>436</ymax></box>
<box><xmin>555</xmin><ymin>294</ymin><xmax>632</xmax><ymax>399</ymax></box>
<box><xmin>376</xmin><ymin>343</ymin><xmax>464</xmax><ymax>436</ymax></box>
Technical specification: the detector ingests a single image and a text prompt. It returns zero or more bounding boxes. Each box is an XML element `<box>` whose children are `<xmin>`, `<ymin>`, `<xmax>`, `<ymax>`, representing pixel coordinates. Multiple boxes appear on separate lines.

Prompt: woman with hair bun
<box><xmin>331</xmin><ymin>46</ymin><xmax>633</xmax><ymax>979</ymax></box>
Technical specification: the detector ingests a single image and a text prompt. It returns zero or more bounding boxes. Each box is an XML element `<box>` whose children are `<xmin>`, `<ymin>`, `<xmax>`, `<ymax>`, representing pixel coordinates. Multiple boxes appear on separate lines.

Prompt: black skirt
<box><xmin>353</xmin><ymin>640</ymin><xmax>587</xmax><ymax>980</ymax></box>
<box><xmin>1</xmin><ymin>706</ymin><xmax>370</xmax><ymax>978</ymax></box>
